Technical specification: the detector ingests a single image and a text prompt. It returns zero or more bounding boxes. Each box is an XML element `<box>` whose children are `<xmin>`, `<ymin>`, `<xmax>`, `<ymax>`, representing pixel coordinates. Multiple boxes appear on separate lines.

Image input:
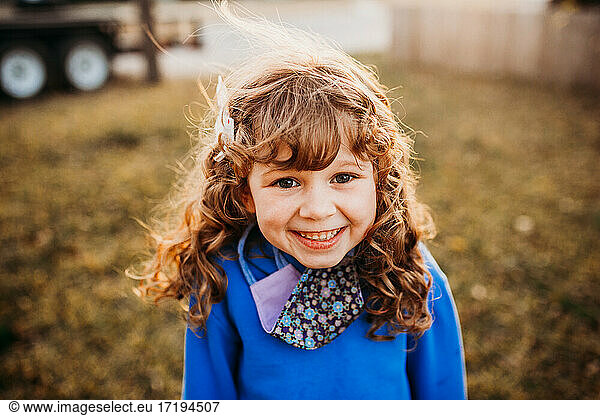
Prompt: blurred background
<box><xmin>0</xmin><ymin>0</ymin><xmax>598</xmax><ymax>399</ymax></box>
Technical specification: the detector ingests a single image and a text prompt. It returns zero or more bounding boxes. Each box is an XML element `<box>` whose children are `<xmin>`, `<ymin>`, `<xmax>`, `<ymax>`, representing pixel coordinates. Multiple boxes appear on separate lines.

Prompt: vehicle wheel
<box><xmin>62</xmin><ymin>38</ymin><xmax>110</xmax><ymax>92</ymax></box>
<box><xmin>0</xmin><ymin>44</ymin><xmax>48</xmax><ymax>99</ymax></box>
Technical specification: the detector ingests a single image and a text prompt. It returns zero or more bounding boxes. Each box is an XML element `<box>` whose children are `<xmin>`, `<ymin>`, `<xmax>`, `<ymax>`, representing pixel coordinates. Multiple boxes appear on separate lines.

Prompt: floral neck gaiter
<box><xmin>238</xmin><ymin>223</ymin><xmax>364</xmax><ymax>350</ymax></box>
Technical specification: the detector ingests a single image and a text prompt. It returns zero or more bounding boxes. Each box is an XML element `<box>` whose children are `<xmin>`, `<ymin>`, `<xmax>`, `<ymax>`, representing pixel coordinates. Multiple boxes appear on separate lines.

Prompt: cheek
<box><xmin>363</xmin><ymin>166</ymin><xmax>378</xmax><ymax>222</ymax></box>
<box><xmin>362</xmin><ymin>176</ymin><xmax>377</xmax><ymax>212</ymax></box>
<box><xmin>256</xmin><ymin>205</ymin><xmax>277</xmax><ymax>223</ymax></box>
<box><xmin>253</xmin><ymin>194</ymin><xmax>291</xmax><ymax>224</ymax></box>
<box><xmin>366</xmin><ymin>186</ymin><xmax>377</xmax><ymax>225</ymax></box>
<box><xmin>346</xmin><ymin>182</ymin><xmax>377</xmax><ymax>227</ymax></box>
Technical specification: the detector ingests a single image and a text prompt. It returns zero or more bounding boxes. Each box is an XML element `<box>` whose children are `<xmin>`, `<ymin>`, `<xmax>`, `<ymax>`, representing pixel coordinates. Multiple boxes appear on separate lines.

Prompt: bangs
<box><xmin>247</xmin><ymin>79</ymin><xmax>367</xmax><ymax>171</ymax></box>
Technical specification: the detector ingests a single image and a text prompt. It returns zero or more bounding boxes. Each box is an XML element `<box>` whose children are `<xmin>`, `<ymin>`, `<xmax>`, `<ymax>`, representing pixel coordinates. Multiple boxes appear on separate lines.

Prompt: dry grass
<box><xmin>0</xmin><ymin>59</ymin><xmax>598</xmax><ymax>399</ymax></box>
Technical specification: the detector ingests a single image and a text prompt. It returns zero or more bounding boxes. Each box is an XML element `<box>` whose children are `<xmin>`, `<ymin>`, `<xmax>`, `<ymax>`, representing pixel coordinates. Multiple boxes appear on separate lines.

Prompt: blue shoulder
<box><xmin>187</xmin><ymin>244</ymin><xmax>240</xmax><ymax>323</ymax></box>
<box><xmin>410</xmin><ymin>242</ymin><xmax>467</xmax><ymax>399</ymax></box>
<box><xmin>417</xmin><ymin>242</ymin><xmax>461</xmax><ymax>323</ymax></box>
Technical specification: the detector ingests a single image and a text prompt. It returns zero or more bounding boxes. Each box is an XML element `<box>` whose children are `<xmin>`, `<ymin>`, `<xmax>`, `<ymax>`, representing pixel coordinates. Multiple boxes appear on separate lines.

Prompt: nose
<box><xmin>298</xmin><ymin>183</ymin><xmax>337</xmax><ymax>220</ymax></box>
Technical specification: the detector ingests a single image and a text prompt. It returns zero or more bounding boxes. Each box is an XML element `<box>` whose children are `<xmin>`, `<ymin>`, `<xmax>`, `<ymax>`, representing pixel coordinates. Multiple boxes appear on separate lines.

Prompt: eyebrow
<box><xmin>338</xmin><ymin>160</ymin><xmax>368</xmax><ymax>169</ymax></box>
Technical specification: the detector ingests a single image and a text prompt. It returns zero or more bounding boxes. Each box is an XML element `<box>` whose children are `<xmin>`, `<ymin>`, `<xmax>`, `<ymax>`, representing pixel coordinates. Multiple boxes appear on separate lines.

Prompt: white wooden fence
<box><xmin>391</xmin><ymin>0</ymin><xmax>600</xmax><ymax>88</ymax></box>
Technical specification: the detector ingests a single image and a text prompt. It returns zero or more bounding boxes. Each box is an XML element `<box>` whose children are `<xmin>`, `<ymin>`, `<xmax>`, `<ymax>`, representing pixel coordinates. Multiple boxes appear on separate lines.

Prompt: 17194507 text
<box><xmin>159</xmin><ymin>401</ymin><xmax>220</xmax><ymax>413</ymax></box>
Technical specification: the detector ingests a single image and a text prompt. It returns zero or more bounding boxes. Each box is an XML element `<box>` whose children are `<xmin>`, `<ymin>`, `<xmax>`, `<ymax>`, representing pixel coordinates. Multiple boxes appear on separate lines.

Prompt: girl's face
<box><xmin>245</xmin><ymin>143</ymin><xmax>377</xmax><ymax>269</ymax></box>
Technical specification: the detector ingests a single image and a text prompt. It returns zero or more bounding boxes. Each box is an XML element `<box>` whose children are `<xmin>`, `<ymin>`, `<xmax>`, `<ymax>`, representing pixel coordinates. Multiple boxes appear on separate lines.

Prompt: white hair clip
<box><xmin>213</xmin><ymin>76</ymin><xmax>235</xmax><ymax>162</ymax></box>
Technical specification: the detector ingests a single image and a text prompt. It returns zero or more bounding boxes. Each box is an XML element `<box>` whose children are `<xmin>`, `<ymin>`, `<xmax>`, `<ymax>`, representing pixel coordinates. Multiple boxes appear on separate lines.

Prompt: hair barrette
<box><xmin>213</xmin><ymin>76</ymin><xmax>235</xmax><ymax>162</ymax></box>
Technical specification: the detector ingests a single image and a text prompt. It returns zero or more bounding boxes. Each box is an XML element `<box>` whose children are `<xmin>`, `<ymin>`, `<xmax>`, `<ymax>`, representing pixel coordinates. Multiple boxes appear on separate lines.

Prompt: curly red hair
<box><xmin>128</xmin><ymin>3</ymin><xmax>436</xmax><ymax>340</ymax></box>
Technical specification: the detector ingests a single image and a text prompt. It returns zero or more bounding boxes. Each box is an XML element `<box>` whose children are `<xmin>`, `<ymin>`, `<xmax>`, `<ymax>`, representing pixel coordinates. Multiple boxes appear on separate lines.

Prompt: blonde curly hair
<box><xmin>129</xmin><ymin>2</ymin><xmax>436</xmax><ymax>341</ymax></box>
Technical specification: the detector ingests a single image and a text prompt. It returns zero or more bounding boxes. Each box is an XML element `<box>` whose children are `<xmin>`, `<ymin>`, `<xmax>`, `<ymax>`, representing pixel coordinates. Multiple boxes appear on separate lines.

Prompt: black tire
<box><xmin>0</xmin><ymin>42</ymin><xmax>49</xmax><ymax>99</ymax></box>
<box><xmin>60</xmin><ymin>37</ymin><xmax>110</xmax><ymax>92</ymax></box>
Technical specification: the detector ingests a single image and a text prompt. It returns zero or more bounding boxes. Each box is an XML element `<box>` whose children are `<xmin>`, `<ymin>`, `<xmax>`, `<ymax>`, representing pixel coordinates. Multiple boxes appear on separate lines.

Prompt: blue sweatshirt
<box><xmin>182</xmin><ymin>227</ymin><xmax>467</xmax><ymax>400</ymax></box>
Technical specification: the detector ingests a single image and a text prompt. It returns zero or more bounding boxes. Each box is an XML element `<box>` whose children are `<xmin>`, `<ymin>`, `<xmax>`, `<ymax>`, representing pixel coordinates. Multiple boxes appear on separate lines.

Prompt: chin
<box><xmin>300</xmin><ymin>254</ymin><xmax>345</xmax><ymax>269</ymax></box>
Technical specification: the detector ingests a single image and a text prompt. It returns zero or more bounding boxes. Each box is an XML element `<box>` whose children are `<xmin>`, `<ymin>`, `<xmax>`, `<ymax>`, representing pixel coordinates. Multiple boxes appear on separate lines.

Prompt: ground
<box><xmin>0</xmin><ymin>58</ymin><xmax>598</xmax><ymax>399</ymax></box>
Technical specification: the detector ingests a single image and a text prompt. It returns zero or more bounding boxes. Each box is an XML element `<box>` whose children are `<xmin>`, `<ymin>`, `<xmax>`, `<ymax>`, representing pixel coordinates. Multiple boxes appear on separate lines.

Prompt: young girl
<box><xmin>133</xmin><ymin>6</ymin><xmax>466</xmax><ymax>400</ymax></box>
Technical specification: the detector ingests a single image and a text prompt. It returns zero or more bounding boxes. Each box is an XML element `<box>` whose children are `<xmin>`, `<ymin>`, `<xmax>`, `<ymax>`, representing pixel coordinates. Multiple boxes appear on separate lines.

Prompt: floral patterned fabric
<box><xmin>270</xmin><ymin>257</ymin><xmax>364</xmax><ymax>350</ymax></box>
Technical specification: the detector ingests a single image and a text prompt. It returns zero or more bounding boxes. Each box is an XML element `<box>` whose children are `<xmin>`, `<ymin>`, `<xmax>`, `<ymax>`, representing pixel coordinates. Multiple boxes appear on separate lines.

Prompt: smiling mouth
<box><xmin>292</xmin><ymin>227</ymin><xmax>346</xmax><ymax>242</ymax></box>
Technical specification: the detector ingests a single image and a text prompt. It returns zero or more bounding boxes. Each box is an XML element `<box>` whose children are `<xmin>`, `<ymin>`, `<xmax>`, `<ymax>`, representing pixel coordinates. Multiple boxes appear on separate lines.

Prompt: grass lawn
<box><xmin>0</xmin><ymin>58</ymin><xmax>598</xmax><ymax>399</ymax></box>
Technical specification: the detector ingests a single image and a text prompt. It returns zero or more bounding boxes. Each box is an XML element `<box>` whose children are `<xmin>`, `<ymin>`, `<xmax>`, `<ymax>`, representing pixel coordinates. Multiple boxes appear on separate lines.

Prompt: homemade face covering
<box><xmin>238</xmin><ymin>223</ymin><xmax>364</xmax><ymax>350</ymax></box>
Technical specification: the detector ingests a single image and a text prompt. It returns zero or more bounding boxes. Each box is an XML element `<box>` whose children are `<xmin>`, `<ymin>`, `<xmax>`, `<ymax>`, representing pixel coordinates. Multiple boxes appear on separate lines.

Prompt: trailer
<box><xmin>0</xmin><ymin>0</ymin><xmax>126</xmax><ymax>98</ymax></box>
<box><xmin>0</xmin><ymin>0</ymin><xmax>202</xmax><ymax>99</ymax></box>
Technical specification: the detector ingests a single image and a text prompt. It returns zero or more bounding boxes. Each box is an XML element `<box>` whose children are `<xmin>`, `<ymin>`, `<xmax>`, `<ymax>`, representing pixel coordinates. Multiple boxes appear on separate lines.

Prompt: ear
<box><xmin>241</xmin><ymin>189</ymin><xmax>256</xmax><ymax>214</ymax></box>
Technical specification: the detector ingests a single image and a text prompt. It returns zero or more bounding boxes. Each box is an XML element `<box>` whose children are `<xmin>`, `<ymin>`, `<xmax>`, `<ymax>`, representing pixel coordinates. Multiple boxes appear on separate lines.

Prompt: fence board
<box><xmin>391</xmin><ymin>3</ymin><xmax>600</xmax><ymax>88</ymax></box>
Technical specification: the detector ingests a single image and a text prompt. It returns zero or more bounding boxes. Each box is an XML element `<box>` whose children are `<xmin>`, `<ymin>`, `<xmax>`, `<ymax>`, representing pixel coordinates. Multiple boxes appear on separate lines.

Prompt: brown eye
<box><xmin>275</xmin><ymin>178</ymin><xmax>299</xmax><ymax>189</ymax></box>
<box><xmin>333</xmin><ymin>174</ymin><xmax>355</xmax><ymax>184</ymax></box>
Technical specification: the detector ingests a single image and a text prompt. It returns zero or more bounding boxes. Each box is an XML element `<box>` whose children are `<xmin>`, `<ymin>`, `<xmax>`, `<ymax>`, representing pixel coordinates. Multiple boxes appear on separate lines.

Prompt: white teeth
<box><xmin>298</xmin><ymin>228</ymin><xmax>342</xmax><ymax>241</ymax></box>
